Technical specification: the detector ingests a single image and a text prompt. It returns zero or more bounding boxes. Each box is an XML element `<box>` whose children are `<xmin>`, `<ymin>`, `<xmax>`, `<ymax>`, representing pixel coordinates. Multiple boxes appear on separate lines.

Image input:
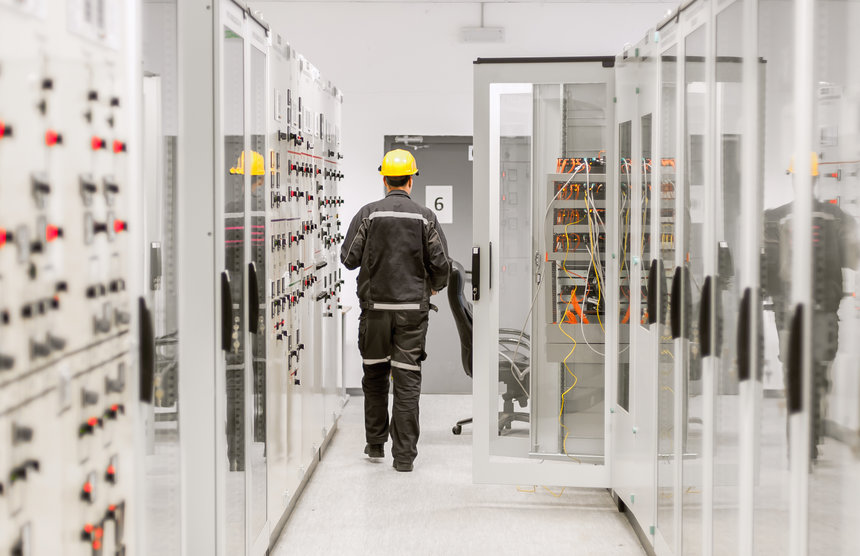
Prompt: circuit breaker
<box><xmin>0</xmin><ymin>2</ymin><xmax>141</xmax><ymax>555</ymax></box>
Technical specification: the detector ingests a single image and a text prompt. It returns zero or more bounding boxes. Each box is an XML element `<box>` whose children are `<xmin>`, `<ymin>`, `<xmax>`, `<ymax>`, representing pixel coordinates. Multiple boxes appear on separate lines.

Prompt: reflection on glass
<box><xmin>222</xmin><ymin>24</ymin><xmax>246</xmax><ymax>556</ymax></box>
<box><xmin>807</xmin><ymin>0</ymin><xmax>860</xmax><ymax>553</ymax></box>
<box><xmin>142</xmin><ymin>2</ymin><xmax>181</xmax><ymax>554</ymax></box>
<box><xmin>682</xmin><ymin>24</ymin><xmax>707</xmax><ymax>555</ymax></box>
<box><xmin>248</xmin><ymin>45</ymin><xmax>268</xmax><ymax>540</ymax></box>
<box><xmin>755</xmin><ymin>0</ymin><xmax>793</xmax><ymax>552</ymax></box>
<box><xmin>712</xmin><ymin>3</ymin><xmax>744</xmax><ymax>553</ymax></box>
<box><xmin>619</xmin><ymin>120</ymin><xmax>632</xmax><ymax>411</ymax></box>
<box><xmin>657</xmin><ymin>43</ymin><xmax>678</xmax><ymax>551</ymax></box>
<box><xmin>496</xmin><ymin>88</ymin><xmax>533</xmax><ymax>445</ymax></box>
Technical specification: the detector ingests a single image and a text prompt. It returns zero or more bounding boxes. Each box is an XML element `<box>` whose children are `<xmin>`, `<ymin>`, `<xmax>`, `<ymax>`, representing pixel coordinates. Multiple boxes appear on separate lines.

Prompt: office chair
<box><xmin>447</xmin><ymin>260</ymin><xmax>530</xmax><ymax>435</ymax></box>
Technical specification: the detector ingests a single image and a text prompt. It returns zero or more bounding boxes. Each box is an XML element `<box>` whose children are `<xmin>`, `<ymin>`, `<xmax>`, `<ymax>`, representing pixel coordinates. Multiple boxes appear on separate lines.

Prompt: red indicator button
<box><xmin>0</xmin><ymin>228</ymin><xmax>7</xmax><ymax>248</ymax></box>
<box><xmin>93</xmin><ymin>540</ymin><xmax>102</xmax><ymax>551</ymax></box>
<box><xmin>112</xmin><ymin>140</ymin><xmax>126</xmax><ymax>153</ymax></box>
<box><xmin>113</xmin><ymin>219</ymin><xmax>127</xmax><ymax>233</ymax></box>
<box><xmin>45</xmin><ymin>130</ymin><xmax>62</xmax><ymax>146</ymax></box>
<box><xmin>88</xmin><ymin>417</ymin><xmax>100</xmax><ymax>427</ymax></box>
<box><xmin>83</xmin><ymin>481</ymin><xmax>93</xmax><ymax>494</ymax></box>
<box><xmin>46</xmin><ymin>224</ymin><xmax>62</xmax><ymax>242</ymax></box>
<box><xmin>94</xmin><ymin>527</ymin><xmax>103</xmax><ymax>540</ymax></box>
<box><xmin>0</xmin><ymin>120</ymin><xmax>10</xmax><ymax>138</ymax></box>
<box><xmin>83</xmin><ymin>524</ymin><xmax>94</xmax><ymax>535</ymax></box>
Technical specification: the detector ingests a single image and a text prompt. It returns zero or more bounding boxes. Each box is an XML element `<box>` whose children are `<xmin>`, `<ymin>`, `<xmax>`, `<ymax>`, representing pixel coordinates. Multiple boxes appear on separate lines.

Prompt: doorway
<box><xmin>383</xmin><ymin>135</ymin><xmax>473</xmax><ymax>394</ymax></box>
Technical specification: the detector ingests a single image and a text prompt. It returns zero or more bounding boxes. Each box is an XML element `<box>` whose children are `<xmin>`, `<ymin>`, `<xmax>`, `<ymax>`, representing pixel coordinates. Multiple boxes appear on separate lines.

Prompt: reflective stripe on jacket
<box><xmin>341</xmin><ymin>189</ymin><xmax>450</xmax><ymax>310</ymax></box>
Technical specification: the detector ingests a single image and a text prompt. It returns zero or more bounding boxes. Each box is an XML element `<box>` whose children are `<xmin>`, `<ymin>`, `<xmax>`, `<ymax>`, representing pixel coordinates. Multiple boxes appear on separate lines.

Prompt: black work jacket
<box><xmin>341</xmin><ymin>189</ymin><xmax>450</xmax><ymax>310</ymax></box>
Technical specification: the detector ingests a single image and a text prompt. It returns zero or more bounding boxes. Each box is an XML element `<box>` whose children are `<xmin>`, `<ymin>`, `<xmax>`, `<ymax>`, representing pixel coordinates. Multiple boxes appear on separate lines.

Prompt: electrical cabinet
<box><xmin>211</xmin><ymin>2</ymin><xmax>347</xmax><ymax>554</ymax></box>
<box><xmin>474</xmin><ymin>1</ymin><xmax>860</xmax><ymax>555</ymax></box>
<box><xmin>264</xmin><ymin>30</ymin><xmax>346</xmax><ymax>548</ymax></box>
<box><xmin>0</xmin><ymin>1</ymin><xmax>143</xmax><ymax>555</ymax></box>
<box><xmin>472</xmin><ymin>59</ymin><xmax>619</xmax><ymax>487</ymax></box>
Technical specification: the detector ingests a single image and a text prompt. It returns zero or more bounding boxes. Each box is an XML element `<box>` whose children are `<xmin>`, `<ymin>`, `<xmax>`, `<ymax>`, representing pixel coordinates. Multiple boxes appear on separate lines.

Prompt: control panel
<box><xmin>0</xmin><ymin>2</ymin><xmax>140</xmax><ymax>555</ymax></box>
<box><xmin>264</xmin><ymin>32</ymin><xmax>346</xmax><ymax>522</ymax></box>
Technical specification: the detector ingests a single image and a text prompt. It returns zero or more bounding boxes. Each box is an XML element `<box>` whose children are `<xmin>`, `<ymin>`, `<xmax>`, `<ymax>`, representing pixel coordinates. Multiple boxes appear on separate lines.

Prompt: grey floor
<box><xmin>271</xmin><ymin>394</ymin><xmax>646</xmax><ymax>556</ymax></box>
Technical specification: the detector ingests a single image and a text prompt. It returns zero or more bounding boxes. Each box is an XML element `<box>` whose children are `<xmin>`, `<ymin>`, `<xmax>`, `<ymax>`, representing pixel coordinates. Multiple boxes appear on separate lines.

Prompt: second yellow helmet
<box><xmin>379</xmin><ymin>149</ymin><xmax>419</xmax><ymax>177</ymax></box>
<box><xmin>230</xmin><ymin>150</ymin><xmax>266</xmax><ymax>176</ymax></box>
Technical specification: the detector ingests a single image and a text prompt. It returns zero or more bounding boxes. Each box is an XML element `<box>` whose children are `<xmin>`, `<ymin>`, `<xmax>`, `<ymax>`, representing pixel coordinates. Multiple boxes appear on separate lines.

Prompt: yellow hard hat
<box><xmin>379</xmin><ymin>149</ymin><xmax>419</xmax><ymax>177</ymax></box>
<box><xmin>787</xmin><ymin>152</ymin><xmax>819</xmax><ymax>177</ymax></box>
<box><xmin>230</xmin><ymin>150</ymin><xmax>266</xmax><ymax>176</ymax></box>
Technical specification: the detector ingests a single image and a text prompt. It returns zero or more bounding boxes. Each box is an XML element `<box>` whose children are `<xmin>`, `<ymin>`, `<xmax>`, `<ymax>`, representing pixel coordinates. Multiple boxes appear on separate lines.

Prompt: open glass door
<box><xmin>473</xmin><ymin>59</ymin><xmax>616</xmax><ymax>486</ymax></box>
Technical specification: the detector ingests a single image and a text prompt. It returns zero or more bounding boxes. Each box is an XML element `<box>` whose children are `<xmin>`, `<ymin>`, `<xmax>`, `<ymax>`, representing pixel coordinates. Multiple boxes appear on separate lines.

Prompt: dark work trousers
<box><xmin>359</xmin><ymin>309</ymin><xmax>429</xmax><ymax>464</ymax></box>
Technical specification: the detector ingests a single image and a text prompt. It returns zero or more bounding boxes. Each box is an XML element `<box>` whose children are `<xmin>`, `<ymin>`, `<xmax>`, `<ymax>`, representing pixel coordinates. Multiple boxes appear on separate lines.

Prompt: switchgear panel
<box><xmin>263</xmin><ymin>30</ymin><xmax>346</xmax><ymax>533</ymax></box>
<box><xmin>0</xmin><ymin>2</ymin><xmax>140</xmax><ymax>555</ymax></box>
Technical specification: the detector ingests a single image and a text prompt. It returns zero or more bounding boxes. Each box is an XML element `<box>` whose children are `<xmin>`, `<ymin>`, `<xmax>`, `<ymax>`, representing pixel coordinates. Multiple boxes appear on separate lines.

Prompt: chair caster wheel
<box><xmin>452</xmin><ymin>425</ymin><xmax>462</xmax><ymax>435</ymax></box>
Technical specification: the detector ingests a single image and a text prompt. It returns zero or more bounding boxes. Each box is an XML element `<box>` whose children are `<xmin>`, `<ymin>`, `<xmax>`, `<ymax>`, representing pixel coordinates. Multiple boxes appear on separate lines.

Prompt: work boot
<box><xmin>392</xmin><ymin>460</ymin><xmax>413</xmax><ymax>472</ymax></box>
<box><xmin>364</xmin><ymin>443</ymin><xmax>384</xmax><ymax>459</ymax></box>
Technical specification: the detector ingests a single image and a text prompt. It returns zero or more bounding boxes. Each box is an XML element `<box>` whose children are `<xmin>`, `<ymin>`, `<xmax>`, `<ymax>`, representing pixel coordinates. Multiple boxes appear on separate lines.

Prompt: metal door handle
<box><xmin>787</xmin><ymin>304</ymin><xmax>804</xmax><ymax>414</ymax></box>
<box><xmin>471</xmin><ymin>247</ymin><xmax>480</xmax><ymax>301</ymax></box>
<box><xmin>138</xmin><ymin>297</ymin><xmax>155</xmax><ymax>404</ymax></box>
<box><xmin>647</xmin><ymin>258</ymin><xmax>659</xmax><ymax>325</ymax></box>
<box><xmin>221</xmin><ymin>271</ymin><xmax>233</xmax><ymax>352</ymax></box>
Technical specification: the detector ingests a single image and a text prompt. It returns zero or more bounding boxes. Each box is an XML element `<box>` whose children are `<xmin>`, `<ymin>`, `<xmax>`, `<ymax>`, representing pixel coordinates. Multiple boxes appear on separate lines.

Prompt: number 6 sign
<box><xmin>425</xmin><ymin>185</ymin><xmax>453</xmax><ymax>224</ymax></box>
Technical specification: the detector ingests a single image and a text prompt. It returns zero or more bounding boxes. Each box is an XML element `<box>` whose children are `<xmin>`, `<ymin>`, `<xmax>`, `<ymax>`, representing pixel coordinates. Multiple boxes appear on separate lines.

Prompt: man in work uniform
<box><xmin>340</xmin><ymin>149</ymin><xmax>450</xmax><ymax>472</ymax></box>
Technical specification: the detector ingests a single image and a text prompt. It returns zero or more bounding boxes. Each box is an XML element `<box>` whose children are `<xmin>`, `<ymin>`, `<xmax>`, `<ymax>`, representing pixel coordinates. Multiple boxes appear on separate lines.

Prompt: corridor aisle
<box><xmin>272</xmin><ymin>395</ymin><xmax>646</xmax><ymax>555</ymax></box>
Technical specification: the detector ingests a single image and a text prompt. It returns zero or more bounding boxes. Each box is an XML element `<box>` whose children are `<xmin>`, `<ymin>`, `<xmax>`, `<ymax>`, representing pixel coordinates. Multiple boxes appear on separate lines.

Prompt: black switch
<box><xmin>13</xmin><ymin>424</ymin><xmax>34</xmax><ymax>445</ymax></box>
<box><xmin>30</xmin><ymin>340</ymin><xmax>51</xmax><ymax>359</ymax></box>
<box><xmin>47</xmin><ymin>333</ymin><xmax>66</xmax><ymax>351</ymax></box>
<box><xmin>0</xmin><ymin>354</ymin><xmax>13</xmax><ymax>371</ymax></box>
<box><xmin>81</xmin><ymin>388</ymin><xmax>99</xmax><ymax>407</ymax></box>
<box><xmin>41</xmin><ymin>78</ymin><xmax>53</xmax><ymax>90</ymax></box>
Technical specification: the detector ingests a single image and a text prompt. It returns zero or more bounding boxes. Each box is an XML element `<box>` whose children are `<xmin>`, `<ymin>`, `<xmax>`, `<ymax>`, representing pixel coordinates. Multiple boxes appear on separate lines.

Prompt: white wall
<box><xmin>249</xmin><ymin>1</ymin><xmax>676</xmax><ymax>388</ymax></box>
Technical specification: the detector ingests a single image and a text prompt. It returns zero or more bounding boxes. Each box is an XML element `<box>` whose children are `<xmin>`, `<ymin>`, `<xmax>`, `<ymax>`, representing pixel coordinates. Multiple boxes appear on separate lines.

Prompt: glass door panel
<box><xmin>141</xmin><ymin>2</ymin><xmax>181</xmax><ymax>553</ymax></box>
<box><xmin>532</xmin><ymin>81</ymin><xmax>610</xmax><ymax>464</ymax></box>
<box><xmin>712</xmin><ymin>2</ymin><xmax>744</xmax><ymax>553</ymax></box>
<box><xmin>640</xmin><ymin>113</ymin><xmax>653</xmax><ymax>331</ymax></box>
<box><xmin>618</xmin><ymin>119</ymin><xmax>633</xmax><ymax>411</ymax></box>
<box><xmin>221</xmin><ymin>19</ymin><xmax>246</xmax><ymax>556</ymax></box>
<box><xmin>657</xmin><ymin>42</ymin><xmax>679</xmax><ymax>552</ymax></box>
<box><xmin>808</xmin><ymin>0</ymin><xmax>860</xmax><ymax>553</ymax></box>
<box><xmin>476</xmin><ymin>60</ymin><xmax>614</xmax><ymax>487</ymax></box>
<box><xmin>755</xmin><ymin>0</ymin><xmax>794</xmax><ymax>551</ymax></box>
<box><xmin>493</xmin><ymin>84</ymin><xmax>533</xmax><ymax>455</ymax></box>
<box><xmin>682</xmin><ymin>23</ymin><xmax>707</xmax><ymax>555</ymax></box>
<box><xmin>248</xmin><ymin>43</ymin><xmax>268</xmax><ymax>544</ymax></box>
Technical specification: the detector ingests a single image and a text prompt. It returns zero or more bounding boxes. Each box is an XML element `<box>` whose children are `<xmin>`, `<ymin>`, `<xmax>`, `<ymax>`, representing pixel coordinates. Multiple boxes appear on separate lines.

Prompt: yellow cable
<box><xmin>541</xmin><ymin>486</ymin><xmax>566</xmax><ymax>497</ymax></box>
<box><xmin>585</xmin><ymin>187</ymin><xmax>606</xmax><ymax>333</ymax></box>
<box><xmin>557</xmin><ymin>222</ymin><xmax>580</xmax><ymax>464</ymax></box>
